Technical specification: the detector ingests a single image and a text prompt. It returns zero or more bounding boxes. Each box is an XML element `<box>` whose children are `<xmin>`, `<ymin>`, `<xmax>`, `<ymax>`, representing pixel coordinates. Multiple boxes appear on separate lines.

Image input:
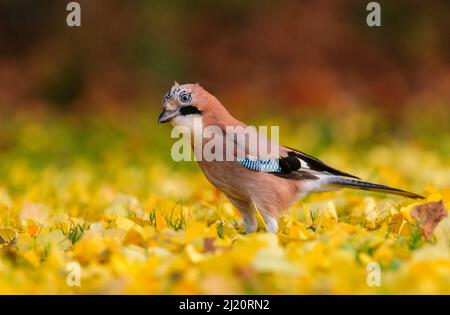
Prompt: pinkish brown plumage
<box><xmin>158</xmin><ymin>82</ymin><xmax>424</xmax><ymax>233</ymax></box>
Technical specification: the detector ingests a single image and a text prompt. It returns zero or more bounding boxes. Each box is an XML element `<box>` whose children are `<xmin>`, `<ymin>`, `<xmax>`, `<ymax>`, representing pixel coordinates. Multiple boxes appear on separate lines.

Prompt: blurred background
<box><xmin>0</xmin><ymin>0</ymin><xmax>449</xmax><ymax>116</ymax></box>
<box><xmin>0</xmin><ymin>0</ymin><xmax>450</xmax><ymax>294</ymax></box>
<box><xmin>1</xmin><ymin>0</ymin><xmax>450</xmax><ymax>190</ymax></box>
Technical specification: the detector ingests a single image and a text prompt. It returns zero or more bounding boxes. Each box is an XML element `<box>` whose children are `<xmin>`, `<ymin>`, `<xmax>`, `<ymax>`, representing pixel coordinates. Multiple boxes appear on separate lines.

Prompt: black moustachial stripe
<box><xmin>179</xmin><ymin>105</ymin><xmax>201</xmax><ymax>116</ymax></box>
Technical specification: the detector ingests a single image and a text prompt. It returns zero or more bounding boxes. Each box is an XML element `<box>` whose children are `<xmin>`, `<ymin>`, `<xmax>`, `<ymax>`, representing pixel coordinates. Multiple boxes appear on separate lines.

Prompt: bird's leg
<box><xmin>226</xmin><ymin>196</ymin><xmax>257</xmax><ymax>234</ymax></box>
<box><xmin>243</xmin><ymin>211</ymin><xmax>257</xmax><ymax>234</ymax></box>
<box><xmin>261</xmin><ymin>213</ymin><xmax>278</xmax><ymax>233</ymax></box>
<box><xmin>253</xmin><ymin>203</ymin><xmax>279</xmax><ymax>233</ymax></box>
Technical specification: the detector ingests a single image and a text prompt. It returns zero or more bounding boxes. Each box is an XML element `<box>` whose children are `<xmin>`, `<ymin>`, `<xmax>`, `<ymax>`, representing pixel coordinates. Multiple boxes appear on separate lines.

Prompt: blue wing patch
<box><xmin>237</xmin><ymin>156</ymin><xmax>281</xmax><ymax>173</ymax></box>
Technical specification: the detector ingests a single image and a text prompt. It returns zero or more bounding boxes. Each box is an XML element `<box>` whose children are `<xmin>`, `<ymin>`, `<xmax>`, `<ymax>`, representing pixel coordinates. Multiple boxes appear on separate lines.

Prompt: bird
<box><xmin>158</xmin><ymin>82</ymin><xmax>424</xmax><ymax>233</ymax></box>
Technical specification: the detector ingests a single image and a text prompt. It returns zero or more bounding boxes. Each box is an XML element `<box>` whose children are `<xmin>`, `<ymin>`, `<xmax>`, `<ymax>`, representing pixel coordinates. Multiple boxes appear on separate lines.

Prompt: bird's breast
<box><xmin>197</xmin><ymin>160</ymin><xmax>241</xmax><ymax>193</ymax></box>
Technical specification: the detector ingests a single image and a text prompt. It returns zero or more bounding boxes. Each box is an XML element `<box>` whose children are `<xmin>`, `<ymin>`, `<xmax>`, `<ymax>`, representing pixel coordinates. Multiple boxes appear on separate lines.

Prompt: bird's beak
<box><xmin>158</xmin><ymin>109</ymin><xmax>179</xmax><ymax>123</ymax></box>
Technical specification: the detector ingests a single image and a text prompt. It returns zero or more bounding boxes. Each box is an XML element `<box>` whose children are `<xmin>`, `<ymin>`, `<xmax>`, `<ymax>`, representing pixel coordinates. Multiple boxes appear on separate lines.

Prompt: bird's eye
<box><xmin>179</xmin><ymin>91</ymin><xmax>192</xmax><ymax>104</ymax></box>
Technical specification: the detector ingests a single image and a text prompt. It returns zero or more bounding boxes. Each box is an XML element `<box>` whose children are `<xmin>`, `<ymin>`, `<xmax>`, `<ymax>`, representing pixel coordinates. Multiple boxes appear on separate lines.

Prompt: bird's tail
<box><xmin>327</xmin><ymin>177</ymin><xmax>424</xmax><ymax>199</ymax></box>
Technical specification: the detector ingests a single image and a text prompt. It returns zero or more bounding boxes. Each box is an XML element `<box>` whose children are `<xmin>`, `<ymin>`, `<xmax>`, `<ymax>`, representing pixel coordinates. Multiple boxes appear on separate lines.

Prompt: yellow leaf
<box><xmin>128</xmin><ymin>217</ymin><xmax>151</xmax><ymax>227</ymax></box>
<box><xmin>115</xmin><ymin>216</ymin><xmax>144</xmax><ymax>234</ymax></box>
<box><xmin>155</xmin><ymin>211</ymin><xmax>166</xmax><ymax>231</ymax></box>
<box><xmin>123</xmin><ymin>229</ymin><xmax>144</xmax><ymax>246</ymax></box>
<box><xmin>15</xmin><ymin>233</ymin><xmax>35</xmax><ymax>252</ymax></box>
<box><xmin>388</xmin><ymin>213</ymin><xmax>406</xmax><ymax>235</ymax></box>
<box><xmin>184</xmin><ymin>221</ymin><xmax>216</xmax><ymax>244</ymax></box>
<box><xmin>185</xmin><ymin>244</ymin><xmax>203</xmax><ymax>263</ymax></box>
<box><xmin>0</xmin><ymin>228</ymin><xmax>17</xmax><ymax>244</ymax></box>
<box><xmin>288</xmin><ymin>223</ymin><xmax>313</xmax><ymax>240</ymax></box>
<box><xmin>323</xmin><ymin>201</ymin><xmax>338</xmax><ymax>221</ymax></box>
<box><xmin>27</xmin><ymin>223</ymin><xmax>40</xmax><ymax>237</ymax></box>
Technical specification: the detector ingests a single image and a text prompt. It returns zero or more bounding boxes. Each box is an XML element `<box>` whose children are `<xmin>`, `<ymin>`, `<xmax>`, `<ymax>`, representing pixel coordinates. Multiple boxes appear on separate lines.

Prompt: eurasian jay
<box><xmin>158</xmin><ymin>82</ymin><xmax>424</xmax><ymax>233</ymax></box>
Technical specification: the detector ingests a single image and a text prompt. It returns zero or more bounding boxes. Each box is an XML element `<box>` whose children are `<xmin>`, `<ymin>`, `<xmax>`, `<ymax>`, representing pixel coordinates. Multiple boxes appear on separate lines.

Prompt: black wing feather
<box><xmin>283</xmin><ymin>147</ymin><xmax>360</xmax><ymax>179</ymax></box>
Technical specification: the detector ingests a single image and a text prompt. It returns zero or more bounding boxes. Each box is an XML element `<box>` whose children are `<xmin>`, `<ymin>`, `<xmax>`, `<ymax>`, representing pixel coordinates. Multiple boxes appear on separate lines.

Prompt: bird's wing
<box><xmin>237</xmin><ymin>145</ymin><xmax>360</xmax><ymax>180</ymax></box>
<box><xmin>222</xmin><ymin>124</ymin><xmax>359</xmax><ymax>180</ymax></box>
<box><xmin>279</xmin><ymin>146</ymin><xmax>360</xmax><ymax>179</ymax></box>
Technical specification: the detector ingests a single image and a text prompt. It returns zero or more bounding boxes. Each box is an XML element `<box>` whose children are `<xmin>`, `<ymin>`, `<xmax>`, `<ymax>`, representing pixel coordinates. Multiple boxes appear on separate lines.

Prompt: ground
<box><xmin>0</xmin><ymin>107</ymin><xmax>449</xmax><ymax>294</ymax></box>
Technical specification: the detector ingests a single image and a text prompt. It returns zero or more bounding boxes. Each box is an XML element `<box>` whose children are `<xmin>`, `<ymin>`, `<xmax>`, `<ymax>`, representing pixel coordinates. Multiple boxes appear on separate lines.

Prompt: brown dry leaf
<box><xmin>410</xmin><ymin>201</ymin><xmax>448</xmax><ymax>241</ymax></box>
<box><xmin>203</xmin><ymin>237</ymin><xmax>216</xmax><ymax>253</ymax></box>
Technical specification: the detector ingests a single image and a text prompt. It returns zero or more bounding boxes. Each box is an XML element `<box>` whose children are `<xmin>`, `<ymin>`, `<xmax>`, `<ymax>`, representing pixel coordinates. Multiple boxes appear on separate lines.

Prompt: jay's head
<box><xmin>158</xmin><ymin>82</ymin><xmax>230</xmax><ymax>128</ymax></box>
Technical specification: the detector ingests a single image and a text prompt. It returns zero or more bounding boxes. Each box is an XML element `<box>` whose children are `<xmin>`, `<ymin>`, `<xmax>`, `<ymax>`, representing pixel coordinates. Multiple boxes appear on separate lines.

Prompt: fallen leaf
<box><xmin>27</xmin><ymin>224</ymin><xmax>40</xmax><ymax>237</ymax></box>
<box><xmin>0</xmin><ymin>228</ymin><xmax>17</xmax><ymax>244</ymax></box>
<box><xmin>123</xmin><ymin>229</ymin><xmax>144</xmax><ymax>246</ymax></box>
<box><xmin>410</xmin><ymin>201</ymin><xmax>448</xmax><ymax>241</ymax></box>
<box><xmin>155</xmin><ymin>210</ymin><xmax>166</xmax><ymax>231</ymax></box>
<box><xmin>203</xmin><ymin>237</ymin><xmax>216</xmax><ymax>253</ymax></box>
<box><xmin>115</xmin><ymin>216</ymin><xmax>144</xmax><ymax>234</ymax></box>
<box><xmin>185</xmin><ymin>244</ymin><xmax>203</xmax><ymax>263</ymax></box>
